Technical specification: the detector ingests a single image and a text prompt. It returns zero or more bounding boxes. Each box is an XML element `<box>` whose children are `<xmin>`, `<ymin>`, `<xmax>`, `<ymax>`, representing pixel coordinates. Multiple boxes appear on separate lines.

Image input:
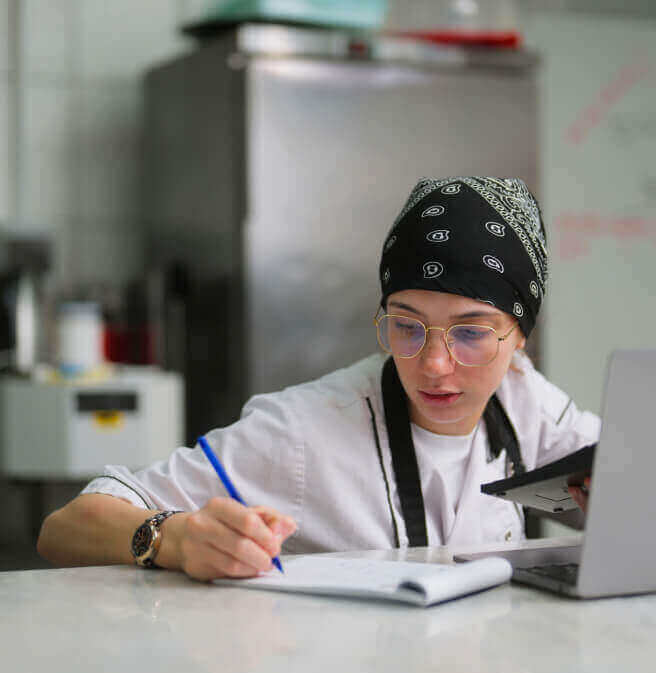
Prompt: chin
<box><xmin>415</xmin><ymin>396</ymin><xmax>465</xmax><ymax>421</ymax></box>
<box><xmin>426</xmin><ymin>412</ymin><xmax>469</xmax><ymax>427</ymax></box>
<box><xmin>416</xmin><ymin>406</ymin><xmax>471</xmax><ymax>430</ymax></box>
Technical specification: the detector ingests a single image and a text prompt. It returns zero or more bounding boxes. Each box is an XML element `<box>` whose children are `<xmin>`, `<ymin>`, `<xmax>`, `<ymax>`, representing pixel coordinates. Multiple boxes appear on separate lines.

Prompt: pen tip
<box><xmin>273</xmin><ymin>557</ymin><xmax>284</xmax><ymax>574</ymax></box>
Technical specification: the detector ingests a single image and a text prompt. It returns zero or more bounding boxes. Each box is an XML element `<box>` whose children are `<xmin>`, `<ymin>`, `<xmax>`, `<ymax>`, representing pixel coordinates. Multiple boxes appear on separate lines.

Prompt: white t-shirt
<box><xmin>81</xmin><ymin>352</ymin><xmax>601</xmax><ymax>552</ymax></box>
<box><xmin>412</xmin><ymin>423</ymin><xmax>477</xmax><ymax>544</ymax></box>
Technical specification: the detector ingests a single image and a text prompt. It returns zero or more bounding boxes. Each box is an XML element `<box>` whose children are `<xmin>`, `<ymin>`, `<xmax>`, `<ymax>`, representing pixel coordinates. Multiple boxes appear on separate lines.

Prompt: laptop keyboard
<box><xmin>522</xmin><ymin>563</ymin><xmax>580</xmax><ymax>585</ymax></box>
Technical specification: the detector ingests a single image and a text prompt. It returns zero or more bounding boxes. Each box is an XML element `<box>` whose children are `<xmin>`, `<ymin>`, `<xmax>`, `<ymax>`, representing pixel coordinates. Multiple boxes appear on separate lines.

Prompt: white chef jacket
<box><xmin>81</xmin><ymin>352</ymin><xmax>601</xmax><ymax>553</ymax></box>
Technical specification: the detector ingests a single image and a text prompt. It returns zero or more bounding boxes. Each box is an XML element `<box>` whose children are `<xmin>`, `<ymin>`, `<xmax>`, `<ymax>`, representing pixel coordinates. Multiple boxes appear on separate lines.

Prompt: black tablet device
<box><xmin>480</xmin><ymin>444</ymin><xmax>596</xmax><ymax>513</ymax></box>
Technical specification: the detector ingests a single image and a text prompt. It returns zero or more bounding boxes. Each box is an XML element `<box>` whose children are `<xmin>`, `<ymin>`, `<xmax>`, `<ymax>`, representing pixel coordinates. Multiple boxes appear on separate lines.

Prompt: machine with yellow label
<box><xmin>0</xmin><ymin>368</ymin><xmax>184</xmax><ymax>479</ymax></box>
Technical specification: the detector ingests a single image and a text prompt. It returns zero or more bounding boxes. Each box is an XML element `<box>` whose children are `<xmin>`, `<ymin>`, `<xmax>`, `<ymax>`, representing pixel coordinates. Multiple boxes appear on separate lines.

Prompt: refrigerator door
<box><xmin>245</xmin><ymin>56</ymin><xmax>537</xmax><ymax>395</ymax></box>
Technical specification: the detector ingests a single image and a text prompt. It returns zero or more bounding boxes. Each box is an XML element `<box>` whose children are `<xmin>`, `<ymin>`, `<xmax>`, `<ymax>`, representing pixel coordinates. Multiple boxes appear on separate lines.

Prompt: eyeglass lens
<box><xmin>377</xmin><ymin>315</ymin><xmax>499</xmax><ymax>365</ymax></box>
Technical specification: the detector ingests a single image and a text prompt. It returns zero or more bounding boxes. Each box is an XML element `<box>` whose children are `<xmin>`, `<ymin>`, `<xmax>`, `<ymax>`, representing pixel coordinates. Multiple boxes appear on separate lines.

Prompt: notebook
<box><xmin>214</xmin><ymin>555</ymin><xmax>512</xmax><ymax>607</ymax></box>
<box><xmin>459</xmin><ymin>349</ymin><xmax>656</xmax><ymax>599</ymax></box>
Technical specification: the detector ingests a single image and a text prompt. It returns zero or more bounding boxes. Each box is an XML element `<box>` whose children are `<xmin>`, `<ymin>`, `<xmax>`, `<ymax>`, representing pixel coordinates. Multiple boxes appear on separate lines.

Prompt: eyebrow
<box><xmin>387</xmin><ymin>301</ymin><xmax>502</xmax><ymax>322</ymax></box>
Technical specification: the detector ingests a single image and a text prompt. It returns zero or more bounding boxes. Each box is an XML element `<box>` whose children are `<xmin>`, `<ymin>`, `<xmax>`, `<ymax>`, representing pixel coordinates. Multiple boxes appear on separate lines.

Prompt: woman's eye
<box><xmin>456</xmin><ymin>327</ymin><xmax>488</xmax><ymax>341</ymax></box>
<box><xmin>394</xmin><ymin>320</ymin><xmax>421</xmax><ymax>334</ymax></box>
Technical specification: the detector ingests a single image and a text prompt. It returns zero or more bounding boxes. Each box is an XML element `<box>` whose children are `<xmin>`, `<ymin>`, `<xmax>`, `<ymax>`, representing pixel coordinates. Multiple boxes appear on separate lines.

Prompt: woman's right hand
<box><xmin>161</xmin><ymin>498</ymin><xmax>297</xmax><ymax>581</ymax></box>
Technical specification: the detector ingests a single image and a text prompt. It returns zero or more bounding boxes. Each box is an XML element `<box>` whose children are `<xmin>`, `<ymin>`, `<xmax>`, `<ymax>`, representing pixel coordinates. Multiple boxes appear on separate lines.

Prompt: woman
<box><xmin>38</xmin><ymin>176</ymin><xmax>599</xmax><ymax>581</ymax></box>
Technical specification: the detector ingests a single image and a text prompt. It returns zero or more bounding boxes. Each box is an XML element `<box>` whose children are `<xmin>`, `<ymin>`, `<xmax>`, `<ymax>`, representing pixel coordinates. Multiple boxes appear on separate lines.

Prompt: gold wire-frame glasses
<box><xmin>373</xmin><ymin>312</ymin><xmax>518</xmax><ymax>367</ymax></box>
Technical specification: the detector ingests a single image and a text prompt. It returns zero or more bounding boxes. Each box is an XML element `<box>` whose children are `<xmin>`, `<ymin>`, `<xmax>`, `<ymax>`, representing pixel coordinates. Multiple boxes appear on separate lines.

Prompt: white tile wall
<box><xmin>0</xmin><ymin>75</ymin><xmax>9</xmax><ymax>223</ymax></box>
<box><xmin>79</xmin><ymin>0</ymin><xmax>187</xmax><ymax>80</ymax></box>
<box><xmin>0</xmin><ymin>0</ymin><xmax>9</xmax><ymax>73</ymax></box>
<box><xmin>45</xmin><ymin>212</ymin><xmax>74</xmax><ymax>286</ymax></box>
<box><xmin>175</xmin><ymin>0</ymin><xmax>213</xmax><ymax>26</ymax></box>
<box><xmin>21</xmin><ymin>0</ymin><xmax>77</xmax><ymax>78</ymax></box>
<box><xmin>9</xmin><ymin>0</ymin><xmax>192</xmax><ymax>289</ymax></box>
<box><xmin>50</xmin><ymin>216</ymin><xmax>143</xmax><ymax>291</ymax></box>
<box><xmin>68</xmin><ymin>218</ymin><xmax>143</xmax><ymax>286</ymax></box>
<box><xmin>20</xmin><ymin>83</ymin><xmax>75</xmax><ymax>228</ymax></box>
<box><xmin>76</xmin><ymin>83</ymin><xmax>141</xmax><ymax>221</ymax></box>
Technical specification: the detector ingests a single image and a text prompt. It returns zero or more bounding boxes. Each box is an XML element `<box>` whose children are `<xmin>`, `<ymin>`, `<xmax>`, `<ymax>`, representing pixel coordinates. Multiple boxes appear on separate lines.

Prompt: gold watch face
<box><xmin>131</xmin><ymin>522</ymin><xmax>154</xmax><ymax>558</ymax></box>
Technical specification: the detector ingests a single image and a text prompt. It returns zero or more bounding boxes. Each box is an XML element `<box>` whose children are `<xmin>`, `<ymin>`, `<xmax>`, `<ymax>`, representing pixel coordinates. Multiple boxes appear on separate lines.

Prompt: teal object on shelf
<box><xmin>201</xmin><ymin>0</ymin><xmax>388</xmax><ymax>30</ymax></box>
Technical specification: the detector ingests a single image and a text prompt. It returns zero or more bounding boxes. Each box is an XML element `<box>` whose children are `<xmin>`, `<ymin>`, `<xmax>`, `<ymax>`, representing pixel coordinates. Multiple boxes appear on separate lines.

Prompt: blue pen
<box><xmin>197</xmin><ymin>435</ymin><xmax>284</xmax><ymax>573</ymax></box>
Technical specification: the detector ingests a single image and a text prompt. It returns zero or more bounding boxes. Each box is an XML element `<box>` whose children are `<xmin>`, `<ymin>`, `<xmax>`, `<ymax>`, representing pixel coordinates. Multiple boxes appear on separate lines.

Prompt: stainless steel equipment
<box><xmin>141</xmin><ymin>24</ymin><xmax>539</xmax><ymax>440</ymax></box>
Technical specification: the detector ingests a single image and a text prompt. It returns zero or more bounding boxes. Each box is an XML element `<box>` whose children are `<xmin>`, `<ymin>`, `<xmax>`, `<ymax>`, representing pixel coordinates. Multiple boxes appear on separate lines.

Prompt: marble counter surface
<box><xmin>2</xmin><ymin>543</ymin><xmax>655</xmax><ymax>673</ymax></box>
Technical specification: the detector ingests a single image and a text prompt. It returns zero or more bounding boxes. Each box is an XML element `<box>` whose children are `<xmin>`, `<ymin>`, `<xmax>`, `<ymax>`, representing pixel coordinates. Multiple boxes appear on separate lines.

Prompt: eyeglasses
<box><xmin>374</xmin><ymin>313</ymin><xmax>518</xmax><ymax>367</ymax></box>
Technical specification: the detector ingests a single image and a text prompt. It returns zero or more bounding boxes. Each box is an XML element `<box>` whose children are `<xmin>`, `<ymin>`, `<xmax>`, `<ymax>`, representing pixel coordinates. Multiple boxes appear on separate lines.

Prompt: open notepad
<box><xmin>213</xmin><ymin>556</ymin><xmax>512</xmax><ymax>607</ymax></box>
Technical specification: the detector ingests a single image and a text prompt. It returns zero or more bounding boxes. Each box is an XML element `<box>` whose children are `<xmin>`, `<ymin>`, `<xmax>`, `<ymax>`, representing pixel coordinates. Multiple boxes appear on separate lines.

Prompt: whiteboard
<box><xmin>526</xmin><ymin>12</ymin><xmax>656</xmax><ymax>414</ymax></box>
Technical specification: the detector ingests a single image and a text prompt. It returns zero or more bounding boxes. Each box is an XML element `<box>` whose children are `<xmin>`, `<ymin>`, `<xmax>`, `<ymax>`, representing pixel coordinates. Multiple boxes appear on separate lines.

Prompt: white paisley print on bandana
<box><xmin>384</xmin><ymin>235</ymin><xmax>397</xmax><ymax>252</ymax></box>
<box><xmin>421</xmin><ymin>205</ymin><xmax>445</xmax><ymax>217</ymax></box>
<box><xmin>392</xmin><ymin>176</ymin><xmax>547</xmax><ymax>295</ymax></box>
<box><xmin>426</xmin><ymin>230</ymin><xmax>449</xmax><ymax>243</ymax></box>
<box><xmin>483</xmin><ymin>255</ymin><xmax>504</xmax><ymax>274</ymax></box>
<box><xmin>423</xmin><ymin>262</ymin><xmax>444</xmax><ymax>279</ymax></box>
<box><xmin>485</xmin><ymin>221</ymin><xmax>506</xmax><ymax>237</ymax></box>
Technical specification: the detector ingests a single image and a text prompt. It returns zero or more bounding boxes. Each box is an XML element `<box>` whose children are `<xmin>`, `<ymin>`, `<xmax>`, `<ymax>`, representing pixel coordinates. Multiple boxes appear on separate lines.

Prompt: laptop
<box><xmin>459</xmin><ymin>349</ymin><xmax>656</xmax><ymax>598</ymax></box>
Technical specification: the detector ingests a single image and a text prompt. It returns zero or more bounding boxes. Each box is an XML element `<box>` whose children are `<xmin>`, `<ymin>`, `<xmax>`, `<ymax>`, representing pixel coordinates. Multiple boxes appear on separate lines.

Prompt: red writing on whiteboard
<box><xmin>564</xmin><ymin>54</ymin><xmax>652</xmax><ymax>147</ymax></box>
<box><xmin>555</xmin><ymin>212</ymin><xmax>655</xmax><ymax>260</ymax></box>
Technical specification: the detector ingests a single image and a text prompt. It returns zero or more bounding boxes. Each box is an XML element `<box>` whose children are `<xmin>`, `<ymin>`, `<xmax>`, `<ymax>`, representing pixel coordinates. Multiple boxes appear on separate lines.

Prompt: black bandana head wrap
<box><xmin>379</xmin><ymin>177</ymin><xmax>548</xmax><ymax>337</ymax></box>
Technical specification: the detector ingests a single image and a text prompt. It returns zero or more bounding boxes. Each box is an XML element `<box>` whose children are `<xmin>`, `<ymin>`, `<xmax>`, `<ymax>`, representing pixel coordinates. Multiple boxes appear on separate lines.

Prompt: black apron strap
<box><xmin>482</xmin><ymin>393</ymin><xmax>525</xmax><ymax>475</ymax></box>
<box><xmin>380</xmin><ymin>357</ymin><xmax>524</xmax><ymax>547</ymax></box>
<box><xmin>381</xmin><ymin>357</ymin><xmax>428</xmax><ymax>547</ymax></box>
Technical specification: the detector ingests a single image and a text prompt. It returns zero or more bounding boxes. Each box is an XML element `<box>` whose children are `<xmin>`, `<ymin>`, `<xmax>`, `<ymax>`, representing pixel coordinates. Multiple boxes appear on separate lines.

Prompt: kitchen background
<box><xmin>1</xmin><ymin>0</ymin><xmax>655</xmax><ymax>569</ymax></box>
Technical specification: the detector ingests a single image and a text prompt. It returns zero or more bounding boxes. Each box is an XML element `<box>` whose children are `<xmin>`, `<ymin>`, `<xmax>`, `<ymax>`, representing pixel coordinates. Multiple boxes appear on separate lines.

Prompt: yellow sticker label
<box><xmin>93</xmin><ymin>411</ymin><xmax>124</xmax><ymax>429</ymax></box>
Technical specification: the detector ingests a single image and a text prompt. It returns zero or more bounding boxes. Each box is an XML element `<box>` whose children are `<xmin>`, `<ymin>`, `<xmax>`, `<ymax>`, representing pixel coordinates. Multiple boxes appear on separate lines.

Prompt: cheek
<box><xmin>392</xmin><ymin>357</ymin><xmax>418</xmax><ymax>391</ymax></box>
<box><xmin>482</xmin><ymin>354</ymin><xmax>515</xmax><ymax>391</ymax></box>
<box><xmin>461</xmin><ymin>357</ymin><xmax>511</xmax><ymax>397</ymax></box>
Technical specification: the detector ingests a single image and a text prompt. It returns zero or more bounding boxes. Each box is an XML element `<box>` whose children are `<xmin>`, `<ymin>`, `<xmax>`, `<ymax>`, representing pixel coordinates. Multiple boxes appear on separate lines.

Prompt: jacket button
<box><xmin>505</xmin><ymin>530</ymin><xmax>512</xmax><ymax>541</ymax></box>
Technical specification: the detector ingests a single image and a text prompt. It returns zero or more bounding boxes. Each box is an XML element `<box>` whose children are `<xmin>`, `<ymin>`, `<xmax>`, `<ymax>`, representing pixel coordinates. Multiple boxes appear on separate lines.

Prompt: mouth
<box><xmin>418</xmin><ymin>390</ymin><xmax>463</xmax><ymax>407</ymax></box>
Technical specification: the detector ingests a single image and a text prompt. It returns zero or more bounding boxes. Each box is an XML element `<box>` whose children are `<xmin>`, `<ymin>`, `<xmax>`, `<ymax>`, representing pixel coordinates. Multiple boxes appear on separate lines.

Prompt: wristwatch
<box><xmin>130</xmin><ymin>510</ymin><xmax>180</xmax><ymax>568</ymax></box>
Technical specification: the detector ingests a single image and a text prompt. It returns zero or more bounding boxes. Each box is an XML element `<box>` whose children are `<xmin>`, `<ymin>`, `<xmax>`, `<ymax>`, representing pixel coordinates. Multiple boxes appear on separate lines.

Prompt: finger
<box><xmin>568</xmin><ymin>486</ymin><xmax>587</xmax><ymax>513</ymax></box>
<box><xmin>212</xmin><ymin>520</ymin><xmax>276</xmax><ymax>571</ymax></box>
<box><xmin>568</xmin><ymin>486</ymin><xmax>582</xmax><ymax>506</ymax></box>
<box><xmin>205</xmin><ymin>498</ymin><xmax>281</xmax><ymax>557</ymax></box>
<box><xmin>185</xmin><ymin>510</ymin><xmax>274</xmax><ymax>572</ymax></box>
<box><xmin>254</xmin><ymin>506</ymin><xmax>297</xmax><ymax>538</ymax></box>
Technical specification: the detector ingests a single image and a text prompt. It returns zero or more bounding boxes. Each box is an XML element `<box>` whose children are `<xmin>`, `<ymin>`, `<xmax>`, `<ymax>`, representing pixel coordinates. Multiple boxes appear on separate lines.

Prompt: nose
<box><xmin>419</xmin><ymin>329</ymin><xmax>456</xmax><ymax>375</ymax></box>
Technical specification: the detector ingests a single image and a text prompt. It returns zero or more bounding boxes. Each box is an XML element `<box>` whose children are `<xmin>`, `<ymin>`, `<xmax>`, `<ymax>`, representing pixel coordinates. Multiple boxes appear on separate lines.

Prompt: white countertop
<box><xmin>2</xmin><ymin>543</ymin><xmax>655</xmax><ymax>673</ymax></box>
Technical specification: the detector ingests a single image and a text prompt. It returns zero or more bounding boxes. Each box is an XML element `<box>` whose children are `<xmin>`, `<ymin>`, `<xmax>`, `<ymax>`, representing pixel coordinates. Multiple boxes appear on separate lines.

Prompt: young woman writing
<box><xmin>38</xmin><ymin>177</ymin><xmax>598</xmax><ymax>580</ymax></box>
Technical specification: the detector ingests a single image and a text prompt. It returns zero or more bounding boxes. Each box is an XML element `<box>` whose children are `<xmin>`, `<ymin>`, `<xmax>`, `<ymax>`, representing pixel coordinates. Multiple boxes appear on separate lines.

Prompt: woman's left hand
<box><xmin>568</xmin><ymin>476</ymin><xmax>591</xmax><ymax>513</ymax></box>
